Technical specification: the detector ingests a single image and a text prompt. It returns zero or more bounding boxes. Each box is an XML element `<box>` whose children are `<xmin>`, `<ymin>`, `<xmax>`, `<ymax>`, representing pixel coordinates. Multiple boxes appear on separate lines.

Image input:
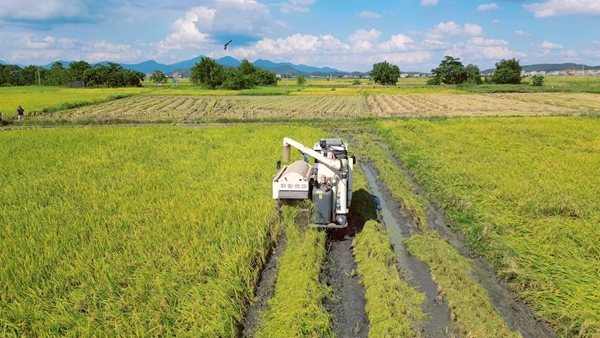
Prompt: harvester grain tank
<box><xmin>273</xmin><ymin>137</ymin><xmax>355</xmax><ymax>228</ymax></box>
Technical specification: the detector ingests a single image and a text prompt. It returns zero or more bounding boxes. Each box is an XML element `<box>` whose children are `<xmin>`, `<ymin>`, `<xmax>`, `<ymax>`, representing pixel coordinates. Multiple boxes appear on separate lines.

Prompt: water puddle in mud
<box><xmin>361</xmin><ymin>163</ymin><xmax>457</xmax><ymax>338</ymax></box>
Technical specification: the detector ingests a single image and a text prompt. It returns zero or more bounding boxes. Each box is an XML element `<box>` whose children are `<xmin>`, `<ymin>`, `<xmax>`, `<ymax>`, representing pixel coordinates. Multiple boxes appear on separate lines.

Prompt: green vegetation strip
<box><xmin>354</xmin><ymin>129</ymin><xmax>521</xmax><ymax>336</ymax></box>
<box><xmin>378</xmin><ymin>117</ymin><xmax>600</xmax><ymax>337</ymax></box>
<box><xmin>350</xmin><ymin>165</ymin><xmax>425</xmax><ymax>337</ymax></box>
<box><xmin>405</xmin><ymin>235</ymin><xmax>519</xmax><ymax>337</ymax></box>
<box><xmin>256</xmin><ymin>203</ymin><xmax>332</xmax><ymax>338</ymax></box>
<box><xmin>354</xmin><ymin>220</ymin><xmax>425</xmax><ymax>338</ymax></box>
<box><xmin>353</xmin><ymin>132</ymin><xmax>428</xmax><ymax>232</ymax></box>
<box><xmin>0</xmin><ymin>125</ymin><xmax>324</xmax><ymax>336</ymax></box>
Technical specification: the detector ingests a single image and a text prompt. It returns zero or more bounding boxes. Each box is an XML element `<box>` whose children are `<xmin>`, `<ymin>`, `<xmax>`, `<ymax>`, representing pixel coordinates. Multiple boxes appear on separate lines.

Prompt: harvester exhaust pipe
<box><xmin>283</xmin><ymin>144</ymin><xmax>291</xmax><ymax>162</ymax></box>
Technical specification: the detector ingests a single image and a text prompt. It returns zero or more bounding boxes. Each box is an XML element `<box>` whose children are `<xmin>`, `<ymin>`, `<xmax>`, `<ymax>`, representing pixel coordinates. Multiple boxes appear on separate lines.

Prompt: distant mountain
<box><xmin>252</xmin><ymin>58</ymin><xmax>341</xmax><ymax>73</ymax></box>
<box><xmin>0</xmin><ymin>60</ymin><xmax>6</xmax><ymax>65</ymax></box>
<box><xmin>483</xmin><ymin>63</ymin><xmax>600</xmax><ymax>73</ymax></box>
<box><xmin>217</xmin><ymin>56</ymin><xmax>241</xmax><ymax>67</ymax></box>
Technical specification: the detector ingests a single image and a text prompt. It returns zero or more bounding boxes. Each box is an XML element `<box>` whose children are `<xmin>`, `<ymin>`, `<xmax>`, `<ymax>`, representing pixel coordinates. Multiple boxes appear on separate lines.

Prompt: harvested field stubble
<box><xmin>0</xmin><ymin>125</ymin><xmax>324</xmax><ymax>336</ymax></box>
<box><xmin>378</xmin><ymin>117</ymin><xmax>600</xmax><ymax>337</ymax></box>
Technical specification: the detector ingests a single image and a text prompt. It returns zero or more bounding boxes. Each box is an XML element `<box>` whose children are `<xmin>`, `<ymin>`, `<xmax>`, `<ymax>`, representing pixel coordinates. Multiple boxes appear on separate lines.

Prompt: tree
<box><xmin>429</xmin><ymin>56</ymin><xmax>467</xmax><ymax>85</ymax></box>
<box><xmin>464</xmin><ymin>64</ymin><xmax>483</xmax><ymax>85</ymax></box>
<box><xmin>46</xmin><ymin>61</ymin><xmax>69</xmax><ymax>86</ymax></box>
<box><xmin>67</xmin><ymin>61</ymin><xmax>92</xmax><ymax>81</ymax></box>
<box><xmin>491</xmin><ymin>58</ymin><xmax>522</xmax><ymax>84</ymax></box>
<box><xmin>255</xmin><ymin>68</ymin><xmax>279</xmax><ymax>86</ymax></box>
<box><xmin>370</xmin><ymin>61</ymin><xmax>400</xmax><ymax>85</ymax></box>
<box><xmin>190</xmin><ymin>57</ymin><xmax>225</xmax><ymax>89</ymax></box>
<box><xmin>532</xmin><ymin>74</ymin><xmax>545</xmax><ymax>86</ymax></box>
<box><xmin>297</xmin><ymin>75</ymin><xmax>306</xmax><ymax>86</ymax></box>
<box><xmin>149</xmin><ymin>70</ymin><xmax>168</xmax><ymax>85</ymax></box>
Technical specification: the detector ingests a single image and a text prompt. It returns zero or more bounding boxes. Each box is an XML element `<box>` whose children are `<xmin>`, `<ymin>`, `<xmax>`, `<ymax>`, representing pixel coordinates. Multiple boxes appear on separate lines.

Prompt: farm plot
<box><xmin>53</xmin><ymin>95</ymin><xmax>366</xmax><ymax>121</ymax></box>
<box><xmin>367</xmin><ymin>93</ymin><xmax>599</xmax><ymax>116</ymax></box>
<box><xmin>377</xmin><ymin>117</ymin><xmax>600</xmax><ymax>337</ymax></box>
<box><xmin>0</xmin><ymin>125</ymin><xmax>325</xmax><ymax>337</ymax></box>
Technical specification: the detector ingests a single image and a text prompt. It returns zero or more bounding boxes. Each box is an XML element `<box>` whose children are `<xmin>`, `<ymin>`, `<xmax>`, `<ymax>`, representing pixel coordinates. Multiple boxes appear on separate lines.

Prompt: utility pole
<box><xmin>37</xmin><ymin>68</ymin><xmax>41</xmax><ymax>86</ymax></box>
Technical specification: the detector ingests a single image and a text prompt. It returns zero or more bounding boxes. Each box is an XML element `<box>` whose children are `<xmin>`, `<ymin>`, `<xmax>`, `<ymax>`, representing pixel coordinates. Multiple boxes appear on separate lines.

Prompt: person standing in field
<box><xmin>17</xmin><ymin>106</ymin><xmax>24</xmax><ymax>121</ymax></box>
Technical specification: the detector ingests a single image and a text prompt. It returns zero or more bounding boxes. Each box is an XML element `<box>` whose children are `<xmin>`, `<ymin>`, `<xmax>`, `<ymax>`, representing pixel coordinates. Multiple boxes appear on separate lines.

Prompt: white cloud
<box><xmin>447</xmin><ymin>37</ymin><xmax>527</xmax><ymax>60</ymax></box>
<box><xmin>523</xmin><ymin>0</ymin><xmax>600</xmax><ymax>18</ymax></box>
<box><xmin>348</xmin><ymin>29</ymin><xmax>381</xmax><ymax>43</ymax></box>
<box><xmin>426</xmin><ymin>21</ymin><xmax>485</xmax><ymax>40</ymax></box>
<box><xmin>477</xmin><ymin>3</ymin><xmax>500</xmax><ymax>11</ymax></box>
<box><xmin>152</xmin><ymin>7</ymin><xmax>214</xmax><ymax>53</ymax></box>
<box><xmin>357</xmin><ymin>10</ymin><xmax>382</xmax><ymax>18</ymax></box>
<box><xmin>221</xmin><ymin>33</ymin><xmax>350</xmax><ymax>61</ymax></box>
<box><xmin>491</xmin><ymin>19</ymin><xmax>500</xmax><ymax>23</ymax></box>
<box><xmin>207</xmin><ymin>32</ymin><xmax>431</xmax><ymax>71</ymax></box>
<box><xmin>538</xmin><ymin>40</ymin><xmax>564</xmax><ymax>49</ymax></box>
<box><xmin>515</xmin><ymin>30</ymin><xmax>532</xmax><ymax>36</ymax></box>
<box><xmin>379</xmin><ymin>34</ymin><xmax>414</xmax><ymax>52</ymax></box>
<box><xmin>0</xmin><ymin>0</ymin><xmax>88</xmax><ymax>20</ymax></box>
<box><xmin>420</xmin><ymin>39</ymin><xmax>451</xmax><ymax>50</ymax></box>
<box><xmin>278</xmin><ymin>0</ymin><xmax>316</xmax><ymax>14</ymax></box>
<box><xmin>82</xmin><ymin>41</ymin><xmax>143</xmax><ymax>63</ymax></box>
<box><xmin>421</xmin><ymin>0</ymin><xmax>438</xmax><ymax>6</ymax></box>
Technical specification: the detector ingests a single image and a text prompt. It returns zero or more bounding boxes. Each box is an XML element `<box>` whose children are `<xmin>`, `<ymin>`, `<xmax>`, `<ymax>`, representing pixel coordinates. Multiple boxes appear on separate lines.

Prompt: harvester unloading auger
<box><xmin>273</xmin><ymin>138</ymin><xmax>355</xmax><ymax>228</ymax></box>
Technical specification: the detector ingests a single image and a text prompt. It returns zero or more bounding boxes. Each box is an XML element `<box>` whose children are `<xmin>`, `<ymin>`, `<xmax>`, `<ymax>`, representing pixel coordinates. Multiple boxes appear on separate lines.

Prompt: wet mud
<box><xmin>362</xmin><ymin>163</ymin><xmax>458</xmax><ymax>338</ymax></box>
<box><xmin>375</xmin><ymin>140</ymin><xmax>557</xmax><ymax>338</ymax></box>
<box><xmin>240</xmin><ymin>234</ymin><xmax>287</xmax><ymax>338</ymax></box>
<box><xmin>322</xmin><ymin>224</ymin><xmax>369</xmax><ymax>338</ymax></box>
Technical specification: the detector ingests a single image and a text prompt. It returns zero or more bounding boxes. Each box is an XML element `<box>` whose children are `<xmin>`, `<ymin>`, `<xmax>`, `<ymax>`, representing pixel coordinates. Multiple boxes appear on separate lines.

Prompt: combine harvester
<box><xmin>273</xmin><ymin>138</ymin><xmax>355</xmax><ymax>228</ymax></box>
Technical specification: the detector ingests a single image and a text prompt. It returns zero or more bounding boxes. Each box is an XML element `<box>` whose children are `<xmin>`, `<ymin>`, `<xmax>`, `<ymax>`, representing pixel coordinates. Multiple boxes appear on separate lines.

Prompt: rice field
<box><xmin>0</xmin><ymin>125</ymin><xmax>324</xmax><ymax>336</ymax></box>
<box><xmin>14</xmin><ymin>92</ymin><xmax>598</xmax><ymax>124</ymax></box>
<box><xmin>377</xmin><ymin>116</ymin><xmax>600</xmax><ymax>337</ymax></box>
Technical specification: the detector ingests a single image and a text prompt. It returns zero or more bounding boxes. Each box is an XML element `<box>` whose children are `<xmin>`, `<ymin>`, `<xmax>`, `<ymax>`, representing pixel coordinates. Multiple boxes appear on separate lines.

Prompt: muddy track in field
<box><xmin>372</xmin><ymin>140</ymin><xmax>557</xmax><ymax>338</ymax></box>
<box><xmin>321</xmin><ymin>224</ymin><xmax>369</xmax><ymax>338</ymax></box>
<box><xmin>362</xmin><ymin>163</ymin><xmax>458</xmax><ymax>338</ymax></box>
<box><xmin>240</xmin><ymin>233</ymin><xmax>287</xmax><ymax>338</ymax></box>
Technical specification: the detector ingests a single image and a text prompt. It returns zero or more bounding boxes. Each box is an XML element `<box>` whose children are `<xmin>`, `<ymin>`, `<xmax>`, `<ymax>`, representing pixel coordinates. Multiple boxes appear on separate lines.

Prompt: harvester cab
<box><xmin>273</xmin><ymin>137</ymin><xmax>355</xmax><ymax>228</ymax></box>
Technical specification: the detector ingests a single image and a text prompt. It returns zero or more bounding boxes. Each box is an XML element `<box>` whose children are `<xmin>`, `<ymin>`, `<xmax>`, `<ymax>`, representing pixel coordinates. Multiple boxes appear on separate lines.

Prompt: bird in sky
<box><xmin>224</xmin><ymin>40</ymin><xmax>233</xmax><ymax>50</ymax></box>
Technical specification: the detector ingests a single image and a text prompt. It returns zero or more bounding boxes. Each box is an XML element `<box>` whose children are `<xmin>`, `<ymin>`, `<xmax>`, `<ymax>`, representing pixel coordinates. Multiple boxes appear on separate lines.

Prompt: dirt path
<box><xmin>375</xmin><ymin>141</ymin><xmax>557</xmax><ymax>338</ymax></box>
<box><xmin>362</xmin><ymin>163</ymin><xmax>459</xmax><ymax>337</ymax></box>
<box><xmin>240</xmin><ymin>234</ymin><xmax>287</xmax><ymax>338</ymax></box>
<box><xmin>321</xmin><ymin>224</ymin><xmax>369</xmax><ymax>338</ymax></box>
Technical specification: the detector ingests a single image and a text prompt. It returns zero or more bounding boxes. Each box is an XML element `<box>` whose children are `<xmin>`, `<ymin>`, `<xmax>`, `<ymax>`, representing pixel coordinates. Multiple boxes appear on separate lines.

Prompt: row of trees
<box><xmin>0</xmin><ymin>61</ymin><xmax>145</xmax><ymax>87</ymax></box>
<box><xmin>190</xmin><ymin>57</ymin><xmax>279</xmax><ymax>89</ymax></box>
<box><xmin>369</xmin><ymin>57</ymin><xmax>524</xmax><ymax>86</ymax></box>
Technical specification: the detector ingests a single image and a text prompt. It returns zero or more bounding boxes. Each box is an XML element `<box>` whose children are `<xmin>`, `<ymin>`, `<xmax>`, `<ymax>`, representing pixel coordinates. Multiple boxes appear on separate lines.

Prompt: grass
<box><xmin>0</xmin><ymin>86</ymin><xmax>144</xmax><ymax>117</ymax></box>
<box><xmin>256</xmin><ymin>201</ymin><xmax>332</xmax><ymax>338</ymax></box>
<box><xmin>378</xmin><ymin>117</ymin><xmax>600</xmax><ymax>337</ymax></box>
<box><xmin>0</xmin><ymin>124</ymin><xmax>324</xmax><ymax>336</ymax></box>
<box><xmin>354</xmin><ymin>219</ymin><xmax>425</xmax><ymax>338</ymax></box>
<box><xmin>349</xmin><ymin>164</ymin><xmax>425</xmax><ymax>337</ymax></box>
<box><xmin>349</xmin><ymin>127</ymin><xmax>524</xmax><ymax>337</ymax></box>
<box><xmin>405</xmin><ymin>235</ymin><xmax>520</xmax><ymax>338</ymax></box>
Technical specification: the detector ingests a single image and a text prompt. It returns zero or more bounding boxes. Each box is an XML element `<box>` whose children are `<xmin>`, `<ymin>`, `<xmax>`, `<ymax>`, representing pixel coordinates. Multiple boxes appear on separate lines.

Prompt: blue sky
<box><xmin>0</xmin><ymin>0</ymin><xmax>598</xmax><ymax>71</ymax></box>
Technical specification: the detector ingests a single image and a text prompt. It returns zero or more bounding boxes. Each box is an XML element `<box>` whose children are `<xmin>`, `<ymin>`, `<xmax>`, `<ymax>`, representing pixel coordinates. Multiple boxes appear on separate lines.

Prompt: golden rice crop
<box><xmin>378</xmin><ymin>116</ymin><xmax>600</xmax><ymax>337</ymax></box>
<box><xmin>0</xmin><ymin>125</ymin><xmax>324</xmax><ymax>336</ymax></box>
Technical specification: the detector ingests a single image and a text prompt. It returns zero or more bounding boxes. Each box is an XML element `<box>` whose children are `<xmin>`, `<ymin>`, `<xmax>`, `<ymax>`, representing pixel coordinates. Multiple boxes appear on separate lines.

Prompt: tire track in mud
<box><xmin>361</xmin><ymin>163</ymin><xmax>458</xmax><ymax>338</ymax></box>
<box><xmin>240</xmin><ymin>234</ymin><xmax>287</xmax><ymax>338</ymax></box>
<box><xmin>321</xmin><ymin>223</ymin><xmax>369</xmax><ymax>338</ymax></box>
<box><xmin>374</xmin><ymin>140</ymin><xmax>557</xmax><ymax>338</ymax></box>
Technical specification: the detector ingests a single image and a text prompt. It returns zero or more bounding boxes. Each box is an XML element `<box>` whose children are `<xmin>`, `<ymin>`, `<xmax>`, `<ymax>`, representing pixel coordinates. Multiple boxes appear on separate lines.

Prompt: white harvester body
<box><xmin>273</xmin><ymin>137</ymin><xmax>355</xmax><ymax>228</ymax></box>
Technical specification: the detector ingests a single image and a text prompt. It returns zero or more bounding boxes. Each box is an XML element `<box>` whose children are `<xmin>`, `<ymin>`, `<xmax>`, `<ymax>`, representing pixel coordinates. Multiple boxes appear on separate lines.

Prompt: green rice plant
<box><xmin>405</xmin><ymin>235</ymin><xmax>520</xmax><ymax>337</ymax></box>
<box><xmin>378</xmin><ymin>117</ymin><xmax>600</xmax><ymax>337</ymax></box>
<box><xmin>0</xmin><ymin>125</ymin><xmax>324</xmax><ymax>336</ymax></box>
<box><xmin>349</xmin><ymin>164</ymin><xmax>425</xmax><ymax>337</ymax></box>
<box><xmin>354</xmin><ymin>220</ymin><xmax>425</xmax><ymax>338</ymax></box>
<box><xmin>352</xmin><ymin>132</ymin><xmax>428</xmax><ymax>231</ymax></box>
<box><xmin>256</xmin><ymin>202</ymin><xmax>332</xmax><ymax>338</ymax></box>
